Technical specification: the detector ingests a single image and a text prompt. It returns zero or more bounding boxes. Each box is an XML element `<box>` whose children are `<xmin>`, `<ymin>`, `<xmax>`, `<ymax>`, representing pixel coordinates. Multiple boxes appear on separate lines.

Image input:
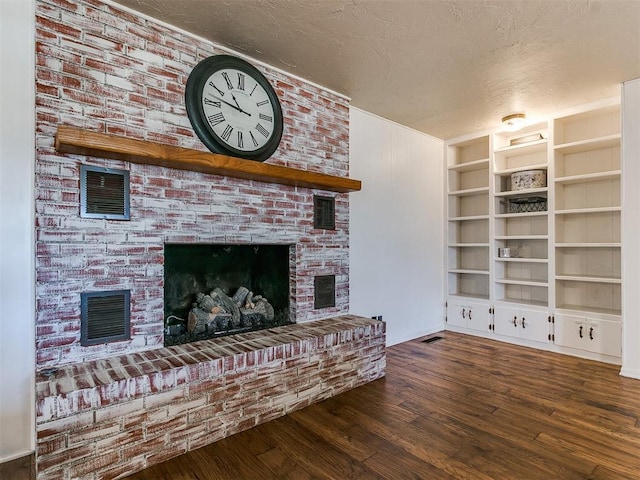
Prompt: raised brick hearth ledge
<box><xmin>35</xmin><ymin>315</ymin><xmax>386</xmax><ymax>480</ymax></box>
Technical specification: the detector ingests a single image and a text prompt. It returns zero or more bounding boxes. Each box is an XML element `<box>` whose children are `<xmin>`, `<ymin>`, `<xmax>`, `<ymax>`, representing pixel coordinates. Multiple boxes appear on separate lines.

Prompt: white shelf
<box><xmin>495</xmin><ymin>211</ymin><xmax>548</xmax><ymax>219</ymax></box>
<box><xmin>494</xmin><ymin>235</ymin><xmax>548</xmax><ymax>241</ymax></box>
<box><xmin>448</xmin><ymin>186</ymin><xmax>490</xmax><ymax>197</ymax></box>
<box><xmin>555</xmin><ymin>206</ymin><xmax>620</xmax><ymax>215</ymax></box>
<box><xmin>554</xmin><ymin>134</ymin><xmax>621</xmax><ymax>154</ymax></box>
<box><xmin>448</xmin><ymin>293</ymin><xmax>490</xmax><ymax>301</ymax></box>
<box><xmin>493</xmin><ymin>163</ymin><xmax>548</xmax><ymax>176</ymax></box>
<box><xmin>494</xmin><ymin>187</ymin><xmax>548</xmax><ymax>198</ymax></box>
<box><xmin>448</xmin><ymin>268</ymin><xmax>490</xmax><ymax>275</ymax></box>
<box><xmin>496</xmin><ymin>278</ymin><xmax>549</xmax><ymax>287</ymax></box>
<box><xmin>555</xmin><ymin>304</ymin><xmax>621</xmax><ymax>317</ymax></box>
<box><xmin>496</xmin><ymin>298</ymin><xmax>548</xmax><ymax>308</ymax></box>
<box><xmin>555</xmin><ymin>170</ymin><xmax>620</xmax><ymax>185</ymax></box>
<box><xmin>447</xmin><ymin>158</ymin><xmax>490</xmax><ymax>172</ymax></box>
<box><xmin>448</xmin><ymin>215</ymin><xmax>490</xmax><ymax>221</ymax></box>
<box><xmin>494</xmin><ymin>139</ymin><xmax>548</xmax><ymax>155</ymax></box>
<box><xmin>448</xmin><ymin>243</ymin><xmax>490</xmax><ymax>248</ymax></box>
<box><xmin>556</xmin><ymin>243</ymin><xmax>621</xmax><ymax>248</ymax></box>
<box><xmin>555</xmin><ymin>274</ymin><xmax>621</xmax><ymax>284</ymax></box>
<box><xmin>495</xmin><ymin>257</ymin><xmax>548</xmax><ymax>263</ymax></box>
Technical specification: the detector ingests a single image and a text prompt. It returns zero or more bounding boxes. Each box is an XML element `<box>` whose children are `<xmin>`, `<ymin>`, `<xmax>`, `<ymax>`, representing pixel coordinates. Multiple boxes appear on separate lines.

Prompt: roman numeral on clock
<box><xmin>259</xmin><ymin>113</ymin><xmax>272</xmax><ymax>122</ymax></box>
<box><xmin>209</xmin><ymin>81</ymin><xmax>224</xmax><ymax>97</ymax></box>
<box><xmin>237</xmin><ymin>131</ymin><xmax>244</xmax><ymax>148</ymax></box>
<box><xmin>222</xmin><ymin>72</ymin><xmax>234</xmax><ymax>90</ymax></box>
<box><xmin>207</xmin><ymin>112</ymin><xmax>225</xmax><ymax>126</ymax></box>
<box><xmin>221</xmin><ymin>124</ymin><xmax>233</xmax><ymax>141</ymax></box>
<box><xmin>249</xmin><ymin>131</ymin><xmax>259</xmax><ymax>147</ymax></box>
<box><xmin>237</xmin><ymin>73</ymin><xmax>245</xmax><ymax>91</ymax></box>
<box><xmin>256</xmin><ymin>99</ymin><xmax>269</xmax><ymax>107</ymax></box>
<box><xmin>204</xmin><ymin>98</ymin><xmax>221</xmax><ymax>108</ymax></box>
<box><xmin>255</xmin><ymin>123</ymin><xmax>269</xmax><ymax>138</ymax></box>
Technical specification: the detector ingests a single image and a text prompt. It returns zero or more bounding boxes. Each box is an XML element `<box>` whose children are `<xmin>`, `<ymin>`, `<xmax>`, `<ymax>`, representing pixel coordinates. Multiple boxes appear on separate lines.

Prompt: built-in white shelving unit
<box><xmin>444</xmin><ymin>98</ymin><xmax>622</xmax><ymax>364</ymax></box>
<box><xmin>446</xmin><ymin>134</ymin><xmax>491</xmax><ymax>302</ymax></box>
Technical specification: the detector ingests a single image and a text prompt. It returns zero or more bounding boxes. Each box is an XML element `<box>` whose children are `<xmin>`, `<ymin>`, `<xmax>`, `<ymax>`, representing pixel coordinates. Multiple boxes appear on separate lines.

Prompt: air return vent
<box><xmin>314</xmin><ymin>195</ymin><xmax>335</xmax><ymax>230</ymax></box>
<box><xmin>81</xmin><ymin>290</ymin><xmax>130</xmax><ymax>346</ymax></box>
<box><xmin>314</xmin><ymin>275</ymin><xmax>336</xmax><ymax>309</ymax></box>
<box><xmin>80</xmin><ymin>165</ymin><xmax>130</xmax><ymax>220</ymax></box>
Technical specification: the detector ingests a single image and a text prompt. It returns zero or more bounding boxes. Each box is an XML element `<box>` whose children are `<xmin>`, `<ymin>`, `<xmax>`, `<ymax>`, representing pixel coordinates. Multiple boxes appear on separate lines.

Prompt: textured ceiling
<box><xmin>113</xmin><ymin>0</ymin><xmax>640</xmax><ymax>139</ymax></box>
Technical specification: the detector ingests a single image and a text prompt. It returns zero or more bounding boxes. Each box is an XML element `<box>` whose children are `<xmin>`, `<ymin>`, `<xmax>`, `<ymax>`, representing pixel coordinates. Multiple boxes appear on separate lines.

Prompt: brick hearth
<box><xmin>36</xmin><ymin>316</ymin><xmax>386</xmax><ymax>479</ymax></box>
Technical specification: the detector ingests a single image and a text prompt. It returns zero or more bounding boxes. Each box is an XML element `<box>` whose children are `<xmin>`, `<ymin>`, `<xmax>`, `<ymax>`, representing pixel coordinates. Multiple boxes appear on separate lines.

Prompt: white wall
<box><xmin>621</xmin><ymin>78</ymin><xmax>640</xmax><ymax>379</ymax></box>
<box><xmin>0</xmin><ymin>0</ymin><xmax>36</xmax><ymax>462</ymax></box>
<box><xmin>349</xmin><ymin>107</ymin><xmax>444</xmax><ymax>346</ymax></box>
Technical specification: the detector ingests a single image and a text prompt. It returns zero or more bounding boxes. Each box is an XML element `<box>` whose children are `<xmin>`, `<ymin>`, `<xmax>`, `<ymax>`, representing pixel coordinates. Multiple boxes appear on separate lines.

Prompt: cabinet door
<box><xmin>467</xmin><ymin>304</ymin><xmax>490</xmax><ymax>332</ymax></box>
<box><xmin>493</xmin><ymin>305</ymin><xmax>521</xmax><ymax>338</ymax></box>
<box><xmin>555</xmin><ymin>315</ymin><xmax>621</xmax><ymax>356</ymax></box>
<box><xmin>520</xmin><ymin>309</ymin><xmax>549</xmax><ymax>344</ymax></box>
<box><xmin>554</xmin><ymin>314</ymin><xmax>585</xmax><ymax>350</ymax></box>
<box><xmin>446</xmin><ymin>302</ymin><xmax>467</xmax><ymax>328</ymax></box>
<box><xmin>584</xmin><ymin>319</ymin><xmax>622</xmax><ymax>357</ymax></box>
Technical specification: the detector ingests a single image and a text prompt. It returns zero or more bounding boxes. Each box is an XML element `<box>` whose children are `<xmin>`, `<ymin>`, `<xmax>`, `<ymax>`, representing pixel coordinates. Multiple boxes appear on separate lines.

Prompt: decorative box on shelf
<box><xmin>510</xmin><ymin>169</ymin><xmax>547</xmax><ymax>191</ymax></box>
<box><xmin>508</xmin><ymin>196</ymin><xmax>547</xmax><ymax>213</ymax></box>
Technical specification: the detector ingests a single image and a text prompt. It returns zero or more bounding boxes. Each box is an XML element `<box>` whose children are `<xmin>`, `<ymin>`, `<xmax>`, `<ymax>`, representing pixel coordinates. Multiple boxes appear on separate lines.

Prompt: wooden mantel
<box><xmin>55</xmin><ymin>126</ymin><xmax>361</xmax><ymax>193</ymax></box>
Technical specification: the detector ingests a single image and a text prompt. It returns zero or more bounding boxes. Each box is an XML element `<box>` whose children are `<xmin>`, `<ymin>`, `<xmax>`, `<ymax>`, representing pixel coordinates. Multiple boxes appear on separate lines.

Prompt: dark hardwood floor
<box><xmin>127</xmin><ymin>331</ymin><xmax>640</xmax><ymax>479</ymax></box>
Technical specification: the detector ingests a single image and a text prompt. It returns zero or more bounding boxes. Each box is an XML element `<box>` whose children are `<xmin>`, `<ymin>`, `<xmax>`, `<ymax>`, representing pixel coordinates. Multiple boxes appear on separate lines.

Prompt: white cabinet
<box><xmin>493</xmin><ymin>305</ymin><xmax>550</xmax><ymax>344</ymax></box>
<box><xmin>554</xmin><ymin>314</ymin><xmax>621</xmax><ymax>357</ymax></box>
<box><xmin>444</xmin><ymin>98</ymin><xmax>622</xmax><ymax>364</ymax></box>
<box><xmin>446</xmin><ymin>300</ymin><xmax>490</xmax><ymax>332</ymax></box>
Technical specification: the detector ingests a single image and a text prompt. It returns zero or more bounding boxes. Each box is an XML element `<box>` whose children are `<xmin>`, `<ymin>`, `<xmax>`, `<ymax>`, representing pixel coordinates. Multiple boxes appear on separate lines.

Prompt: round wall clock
<box><xmin>185</xmin><ymin>55</ymin><xmax>284</xmax><ymax>162</ymax></box>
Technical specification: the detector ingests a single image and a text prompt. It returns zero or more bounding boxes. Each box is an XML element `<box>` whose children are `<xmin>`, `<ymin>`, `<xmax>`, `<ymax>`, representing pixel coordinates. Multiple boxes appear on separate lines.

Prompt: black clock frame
<box><xmin>185</xmin><ymin>55</ymin><xmax>284</xmax><ymax>162</ymax></box>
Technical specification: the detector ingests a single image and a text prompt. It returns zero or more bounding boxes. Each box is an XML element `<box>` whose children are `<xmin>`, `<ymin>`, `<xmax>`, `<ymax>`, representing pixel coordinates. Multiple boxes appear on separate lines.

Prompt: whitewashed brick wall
<box><xmin>34</xmin><ymin>0</ymin><xmax>351</xmax><ymax>368</ymax></box>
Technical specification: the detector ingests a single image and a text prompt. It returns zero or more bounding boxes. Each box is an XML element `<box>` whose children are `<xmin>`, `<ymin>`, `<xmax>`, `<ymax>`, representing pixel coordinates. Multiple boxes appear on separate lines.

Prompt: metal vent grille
<box><xmin>80</xmin><ymin>165</ymin><xmax>130</xmax><ymax>220</ymax></box>
<box><xmin>314</xmin><ymin>195</ymin><xmax>335</xmax><ymax>230</ymax></box>
<box><xmin>81</xmin><ymin>290</ymin><xmax>130</xmax><ymax>346</ymax></box>
<box><xmin>314</xmin><ymin>275</ymin><xmax>336</xmax><ymax>309</ymax></box>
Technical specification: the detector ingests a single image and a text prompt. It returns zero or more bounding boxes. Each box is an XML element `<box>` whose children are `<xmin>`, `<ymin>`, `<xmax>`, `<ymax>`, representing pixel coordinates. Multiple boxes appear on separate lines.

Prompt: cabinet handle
<box><xmin>579</xmin><ymin>325</ymin><xmax>583</xmax><ymax>338</ymax></box>
<box><xmin>589</xmin><ymin>327</ymin><xmax>594</xmax><ymax>340</ymax></box>
<box><xmin>522</xmin><ymin>317</ymin><xmax>526</xmax><ymax>329</ymax></box>
<box><xmin>513</xmin><ymin>316</ymin><xmax>518</xmax><ymax>327</ymax></box>
<box><xmin>462</xmin><ymin>308</ymin><xmax>466</xmax><ymax>319</ymax></box>
<box><xmin>469</xmin><ymin>310</ymin><xmax>472</xmax><ymax>320</ymax></box>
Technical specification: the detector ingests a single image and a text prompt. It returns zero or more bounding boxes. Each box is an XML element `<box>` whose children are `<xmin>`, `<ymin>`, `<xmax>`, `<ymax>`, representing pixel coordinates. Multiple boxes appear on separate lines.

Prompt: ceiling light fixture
<box><xmin>501</xmin><ymin>113</ymin><xmax>527</xmax><ymax>132</ymax></box>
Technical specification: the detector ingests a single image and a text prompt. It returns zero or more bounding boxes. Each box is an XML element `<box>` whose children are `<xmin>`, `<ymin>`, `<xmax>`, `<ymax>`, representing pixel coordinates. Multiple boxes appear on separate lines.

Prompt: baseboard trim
<box><xmin>0</xmin><ymin>449</ymin><xmax>34</xmax><ymax>464</ymax></box>
<box><xmin>619</xmin><ymin>366</ymin><xmax>640</xmax><ymax>379</ymax></box>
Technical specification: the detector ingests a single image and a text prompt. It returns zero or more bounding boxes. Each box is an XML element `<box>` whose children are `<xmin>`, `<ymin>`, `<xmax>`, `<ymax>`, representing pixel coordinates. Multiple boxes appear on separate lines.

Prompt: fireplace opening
<box><xmin>163</xmin><ymin>244</ymin><xmax>293</xmax><ymax>346</ymax></box>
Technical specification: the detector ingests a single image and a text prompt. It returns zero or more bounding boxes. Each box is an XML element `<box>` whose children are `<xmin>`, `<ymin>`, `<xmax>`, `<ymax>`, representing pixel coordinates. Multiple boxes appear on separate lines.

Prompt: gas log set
<box><xmin>164</xmin><ymin>286</ymin><xmax>281</xmax><ymax>346</ymax></box>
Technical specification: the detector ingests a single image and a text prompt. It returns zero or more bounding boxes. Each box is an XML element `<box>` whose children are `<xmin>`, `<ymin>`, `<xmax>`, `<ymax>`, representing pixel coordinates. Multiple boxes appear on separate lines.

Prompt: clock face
<box><xmin>201</xmin><ymin>68</ymin><xmax>276</xmax><ymax>153</ymax></box>
<box><xmin>185</xmin><ymin>55</ymin><xmax>284</xmax><ymax>161</ymax></box>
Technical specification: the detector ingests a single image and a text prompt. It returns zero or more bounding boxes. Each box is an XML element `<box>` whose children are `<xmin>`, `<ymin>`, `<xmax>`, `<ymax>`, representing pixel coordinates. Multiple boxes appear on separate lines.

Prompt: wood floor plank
<box><xmin>258</xmin><ymin>415</ymin><xmax>382</xmax><ymax>480</ymax></box>
<box><xmin>287</xmin><ymin>408</ymin><xmax>377</xmax><ymax>462</ymax></box>
<box><xmin>256</xmin><ymin>445</ymin><xmax>317</xmax><ymax>480</ymax></box>
<box><xmin>126</xmin><ymin>332</ymin><xmax>640</xmax><ymax>480</ymax></box>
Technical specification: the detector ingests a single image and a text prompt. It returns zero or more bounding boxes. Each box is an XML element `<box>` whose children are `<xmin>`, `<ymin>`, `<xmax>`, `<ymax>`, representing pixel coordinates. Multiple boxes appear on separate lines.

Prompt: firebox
<box><xmin>163</xmin><ymin>244</ymin><xmax>293</xmax><ymax>346</ymax></box>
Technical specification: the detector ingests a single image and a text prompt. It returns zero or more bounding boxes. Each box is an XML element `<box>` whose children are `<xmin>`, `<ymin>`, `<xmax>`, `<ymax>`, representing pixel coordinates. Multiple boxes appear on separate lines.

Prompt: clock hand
<box><xmin>210</xmin><ymin>95</ymin><xmax>251</xmax><ymax>117</ymax></box>
<box><xmin>229</xmin><ymin>92</ymin><xmax>252</xmax><ymax>117</ymax></box>
<box><xmin>230</xmin><ymin>92</ymin><xmax>242</xmax><ymax>109</ymax></box>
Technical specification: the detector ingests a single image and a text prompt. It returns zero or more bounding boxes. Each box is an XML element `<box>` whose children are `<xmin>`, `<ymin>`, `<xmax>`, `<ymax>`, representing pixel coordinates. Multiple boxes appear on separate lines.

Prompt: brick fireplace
<box><xmin>33</xmin><ymin>1</ymin><xmax>385</xmax><ymax>479</ymax></box>
<box><xmin>35</xmin><ymin>0</ymin><xmax>351</xmax><ymax>369</ymax></box>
